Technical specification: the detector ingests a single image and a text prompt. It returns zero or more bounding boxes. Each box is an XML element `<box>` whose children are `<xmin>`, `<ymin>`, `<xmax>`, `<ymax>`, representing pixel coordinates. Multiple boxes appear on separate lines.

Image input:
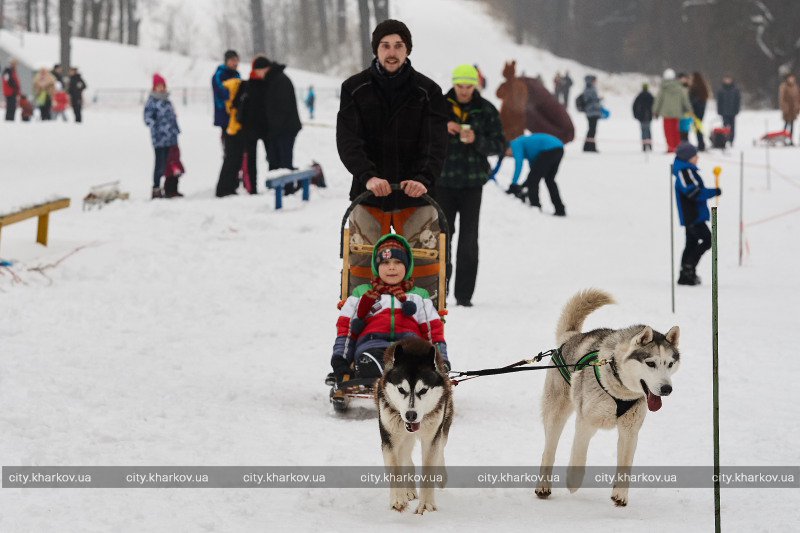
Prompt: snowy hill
<box><xmin>1</xmin><ymin>1</ymin><xmax>798</xmax><ymax>530</ymax></box>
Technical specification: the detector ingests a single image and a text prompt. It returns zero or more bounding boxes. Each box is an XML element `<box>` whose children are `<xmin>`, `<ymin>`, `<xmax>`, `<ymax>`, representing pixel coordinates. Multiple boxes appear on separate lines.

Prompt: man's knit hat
<box><xmin>675</xmin><ymin>142</ymin><xmax>698</xmax><ymax>161</ymax></box>
<box><xmin>452</xmin><ymin>64</ymin><xmax>479</xmax><ymax>86</ymax></box>
<box><xmin>371</xmin><ymin>19</ymin><xmax>412</xmax><ymax>55</ymax></box>
<box><xmin>663</xmin><ymin>68</ymin><xmax>676</xmax><ymax>80</ymax></box>
<box><xmin>252</xmin><ymin>55</ymin><xmax>272</xmax><ymax>70</ymax></box>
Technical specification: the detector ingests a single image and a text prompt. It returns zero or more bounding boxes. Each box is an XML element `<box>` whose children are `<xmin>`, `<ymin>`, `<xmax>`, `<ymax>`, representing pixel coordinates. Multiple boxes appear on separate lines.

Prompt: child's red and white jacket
<box><xmin>330</xmin><ymin>284</ymin><xmax>447</xmax><ymax>374</ymax></box>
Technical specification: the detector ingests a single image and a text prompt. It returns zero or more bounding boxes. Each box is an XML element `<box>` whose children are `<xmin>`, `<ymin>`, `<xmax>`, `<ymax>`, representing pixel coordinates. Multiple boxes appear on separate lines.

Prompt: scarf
<box><xmin>349</xmin><ymin>277</ymin><xmax>417</xmax><ymax>336</ymax></box>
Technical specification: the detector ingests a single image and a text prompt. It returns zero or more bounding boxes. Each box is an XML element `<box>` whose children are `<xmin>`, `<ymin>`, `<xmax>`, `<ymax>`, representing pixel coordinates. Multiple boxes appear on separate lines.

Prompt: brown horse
<box><xmin>496</xmin><ymin>61</ymin><xmax>574</xmax><ymax>144</ymax></box>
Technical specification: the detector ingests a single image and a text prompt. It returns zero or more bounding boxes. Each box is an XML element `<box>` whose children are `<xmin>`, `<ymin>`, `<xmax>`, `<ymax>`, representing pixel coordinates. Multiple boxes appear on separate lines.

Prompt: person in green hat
<box><xmin>438</xmin><ymin>64</ymin><xmax>506</xmax><ymax>307</ymax></box>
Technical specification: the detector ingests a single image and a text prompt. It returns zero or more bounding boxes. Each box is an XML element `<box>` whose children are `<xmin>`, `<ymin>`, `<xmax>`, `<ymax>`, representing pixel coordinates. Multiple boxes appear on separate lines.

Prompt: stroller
<box><xmin>327</xmin><ymin>185</ymin><xmax>450</xmax><ymax>412</ymax></box>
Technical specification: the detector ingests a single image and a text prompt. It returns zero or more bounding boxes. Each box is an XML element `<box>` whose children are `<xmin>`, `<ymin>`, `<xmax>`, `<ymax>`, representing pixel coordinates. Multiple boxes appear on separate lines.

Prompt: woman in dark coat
<box><xmin>689</xmin><ymin>72</ymin><xmax>709</xmax><ymax>151</ymax></box>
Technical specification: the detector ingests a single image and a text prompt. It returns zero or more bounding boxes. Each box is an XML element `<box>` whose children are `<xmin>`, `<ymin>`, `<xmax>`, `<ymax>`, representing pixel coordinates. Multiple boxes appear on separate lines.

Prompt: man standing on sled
<box><xmin>336</xmin><ymin>19</ymin><xmax>449</xmax><ymax>299</ymax></box>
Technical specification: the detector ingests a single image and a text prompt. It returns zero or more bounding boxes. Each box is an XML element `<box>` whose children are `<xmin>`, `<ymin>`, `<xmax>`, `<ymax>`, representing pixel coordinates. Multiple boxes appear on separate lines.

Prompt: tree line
<box><xmin>482</xmin><ymin>0</ymin><xmax>800</xmax><ymax>107</ymax></box>
<box><xmin>1</xmin><ymin>0</ymin><xmax>141</xmax><ymax>45</ymax></box>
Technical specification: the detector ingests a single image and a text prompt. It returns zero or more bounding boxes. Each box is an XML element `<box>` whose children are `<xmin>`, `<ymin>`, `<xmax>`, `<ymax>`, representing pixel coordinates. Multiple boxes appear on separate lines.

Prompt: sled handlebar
<box><xmin>339</xmin><ymin>184</ymin><xmax>450</xmax><ymax>260</ymax></box>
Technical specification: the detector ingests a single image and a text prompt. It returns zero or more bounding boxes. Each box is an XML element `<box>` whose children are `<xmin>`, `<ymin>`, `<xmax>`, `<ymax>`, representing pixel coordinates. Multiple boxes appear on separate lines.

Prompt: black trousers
<box><xmin>437</xmin><ymin>185</ymin><xmax>483</xmax><ymax>303</ymax></box>
<box><xmin>153</xmin><ymin>146</ymin><xmax>169</xmax><ymax>188</ymax></box>
<box><xmin>246</xmin><ymin>133</ymin><xmax>298</xmax><ymax>193</ymax></box>
<box><xmin>722</xmin><ymin>115</ymin><xmax>736</xmax><ymax>144</ymax></box>
<box><xmin>523</xmin><ymin>148</ymin><xmax>565</xmax><ymax>210</ymax></box>
<box><xmin>681</xmin><ymin>222</ymin><xmax>712</xmax><ymax>269</ymax></box>
<box><xmin>266</xmin><ymin>134</ymin><xmax>296</xmax><ymax>170</ymax></box>
<box><xmin>72</xmin><ymin>103</ymin><xmax>82</xmax><ymax>123</ymax></box>
<box><xmin>217</xmin><ymin>134</ymin><xmax>246</xmax><ymax>197</ymax></box>
<box><xmin>39</xmin><ymin>100</ymin><xmax>52</xmax><ymax>120</ymax></box>
<box><xmin>5</xmin><ymin>96</ymin><xmax>16</xmax><ymax>120</ymax></box>
<box><xmin>586</xmin><ymin>116</ymin><xmax>598</xmax><ymax>139</ymax></box>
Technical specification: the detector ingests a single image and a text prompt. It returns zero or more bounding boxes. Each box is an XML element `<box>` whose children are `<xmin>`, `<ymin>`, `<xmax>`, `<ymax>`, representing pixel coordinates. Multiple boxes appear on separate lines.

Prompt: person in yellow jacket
<box><xmin>215</xmin><ymin>77</ymin><xmax>247</xmax><ymax>197</ymax></box>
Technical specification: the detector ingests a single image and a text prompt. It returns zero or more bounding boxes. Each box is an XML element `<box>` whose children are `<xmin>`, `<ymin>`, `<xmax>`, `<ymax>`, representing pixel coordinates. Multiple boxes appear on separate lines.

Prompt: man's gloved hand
<box><xmin>716</xmin><ymin>188</ymin><xmax>722</xmax><ymax>196</ymax></box>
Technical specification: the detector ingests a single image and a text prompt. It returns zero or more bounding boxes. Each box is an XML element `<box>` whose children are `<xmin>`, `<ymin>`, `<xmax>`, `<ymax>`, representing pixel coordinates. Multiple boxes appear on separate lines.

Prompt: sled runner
<box><xmin>755</xmin><ymin>129</ymin><xmax>792</xmax><ymax>147</ymax></box>
<box><xmin>328</xmin><ymin>185</ymin><xmax>450</xmax><ymax>412</ymax></box>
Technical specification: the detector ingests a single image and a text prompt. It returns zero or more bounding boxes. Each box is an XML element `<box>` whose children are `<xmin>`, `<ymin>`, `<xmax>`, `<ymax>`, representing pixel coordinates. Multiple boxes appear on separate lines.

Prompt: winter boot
<box><xmin>330</xmin><ymin>375</ymin><xmax>350</xmax><ymax>412</ymax></box>
<box><xmin>164</xmin><ymin>177</ymin><xmax>183</xmax><ymax>198</ymax></box>
<box><xmin>677</xmin><ymin>265</ymin><xmax>701</xmax><ymax>285</ymax></box>
<box><xmin>554</xmin><ymin>206</ymin><xmax>566</xmax><ymax>217</ymax></box>
<box><xmin>583</xmin><ymin>140</ymin><xmax>598</xmax><ymax>152</ymax></box>
<box><xmin>151</xmin><ymin>187</ymin><xmax>163</xmax><ymax>199</ymax></box>
<box><xmin>311</xmin><ymin>161</ymin><xmax>327</xmax><ymax>188</ymax></box>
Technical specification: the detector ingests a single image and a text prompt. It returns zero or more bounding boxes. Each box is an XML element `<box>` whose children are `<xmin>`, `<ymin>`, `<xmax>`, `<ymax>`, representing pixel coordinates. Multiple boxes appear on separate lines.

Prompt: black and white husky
<box><xmin>535</xmin><ymin>288</ymin><xmax>681</xmax><ymax>506</ymax></box>
<box><xmin>375</xmin><ymin>337</ymin><xmax>453</xmax><ymax>514</ymax></box>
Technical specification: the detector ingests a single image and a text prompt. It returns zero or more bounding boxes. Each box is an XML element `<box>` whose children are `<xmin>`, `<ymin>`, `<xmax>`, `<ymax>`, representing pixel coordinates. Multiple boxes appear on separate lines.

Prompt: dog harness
<box><xmin>551</xmin><ymin>348</ymin><xmax>639</xmax><ymax>418</ymax></box>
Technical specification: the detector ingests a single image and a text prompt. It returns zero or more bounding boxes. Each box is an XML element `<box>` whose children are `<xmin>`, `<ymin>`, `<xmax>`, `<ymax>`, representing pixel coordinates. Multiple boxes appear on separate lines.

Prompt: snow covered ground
<box><xmin>1</xmin><ymin>1</ymin><xmax>799</xmax><ymax>530</ymax></box>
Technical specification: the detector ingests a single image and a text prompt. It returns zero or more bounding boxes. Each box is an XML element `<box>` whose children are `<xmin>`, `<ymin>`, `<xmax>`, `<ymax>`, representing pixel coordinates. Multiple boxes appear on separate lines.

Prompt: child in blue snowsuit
<box><xmin>673</xmin><ymin>142</ymin><xmax>722</xmax><ymax>285</ymax></box>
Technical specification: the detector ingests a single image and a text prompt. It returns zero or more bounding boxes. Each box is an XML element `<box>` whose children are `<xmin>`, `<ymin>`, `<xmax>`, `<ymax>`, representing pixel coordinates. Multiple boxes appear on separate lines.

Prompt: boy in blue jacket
<box><xmin>673</xmin><ymin>142</ymin><xmax>722</xmax><ymax>285</ymax></box>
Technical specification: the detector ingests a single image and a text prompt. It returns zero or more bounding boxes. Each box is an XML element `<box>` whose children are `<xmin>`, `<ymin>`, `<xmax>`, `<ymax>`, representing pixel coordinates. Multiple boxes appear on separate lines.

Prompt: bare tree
<box><xmin>0</xmin><ymin>0</ymin><xmax>5</xmax><ymax>30</ymax></box>
<box><xmin>43</xmin><ymin>0</ymin><xmax>49</xmax><ymax>32</ymax></box>
<box><xmin>126</xmin><ymin>0</ymin><xmax>138</xmax><ymax>44</ymax></box>
<box><xmin>59</xmin><ymin>0</ymin><xmax>74</xmax><ymax>73</ymax></box>
<box><xmin>78</xmin><ymin>0</ymin><xmax>88</xmax><ymax>36</ymax></box>
<box><xmin>89</xmin><ymin>0</ymin><xmax>100</xmax><ymax>38</ymax></box>
<box><xmin>314</xmin><ymin>0</ymin><xmax>328</xmax><ymax>50</ymax></box>
<box><xmin>250</xmin><ymin>0</ymin><xmax>265</xmax><ymax>54</ymax></box>
<box><xmin>372</xmin><ymin>0</ymin><xmax>387</xmax><ymax>22</ymax></box>
<box><xmin>103</xmin><ymin>0</ymin><xmax>111</xmax><ymax>40</ymax></box>
<box><xmin>358</xmin><ymin>0</ymin><xmax>370</xmax><ymax>68</ymax></box>
<box><xmin>25</xmin><ymin>0</ymin><xmax>33</xmax><ymax>31</ymax></box>
<box><xmin>336</xmin><ymin>0</ymin><xmax>346</xmax><ymax>44</ymax></box>
<box><xmin>116</xmin><ymin>0</ymin><xmax>123</xmax><ymax>42</ymax></box>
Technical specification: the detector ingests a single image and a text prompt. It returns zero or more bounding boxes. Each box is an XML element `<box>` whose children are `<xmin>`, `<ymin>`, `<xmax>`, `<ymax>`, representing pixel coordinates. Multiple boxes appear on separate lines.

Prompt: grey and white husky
<box><xmin>376</xmin><ymin>337</ymin><xmax>453</xmax><ymax>514</ymax></box>
<box><xmin>535</xmin><ymin>288</ymin><xmax>681</xmax><ymax>506</ymax></box>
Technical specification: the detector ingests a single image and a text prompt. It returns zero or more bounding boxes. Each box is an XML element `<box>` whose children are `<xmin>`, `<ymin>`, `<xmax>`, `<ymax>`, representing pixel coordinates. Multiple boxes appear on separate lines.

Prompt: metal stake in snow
<box><xmin>711</xmin><ymin>206</ymin><xmax>721</xmax><ymax>532</ymax></box>
<box><xmin>765</xmin><ymin>119</ymin><xmax>772</xmax><ymax>191</ymax></box>
<box><xmin>738</xmin><ymin>151</ymin><xmax>744</xmax><ymax>266</ymax></box>
<box><xmin>669</xmin><ymin>164</ymin><xmax>675</xmax><ymax>313</ymax></box>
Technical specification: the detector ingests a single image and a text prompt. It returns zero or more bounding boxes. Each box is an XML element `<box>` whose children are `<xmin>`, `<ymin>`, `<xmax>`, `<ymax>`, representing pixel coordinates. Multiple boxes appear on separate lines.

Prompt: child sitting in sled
<box><xmin>329</xmin><ymin>233</ymin><xmax>449</xmax><ymax>386</ymax></box>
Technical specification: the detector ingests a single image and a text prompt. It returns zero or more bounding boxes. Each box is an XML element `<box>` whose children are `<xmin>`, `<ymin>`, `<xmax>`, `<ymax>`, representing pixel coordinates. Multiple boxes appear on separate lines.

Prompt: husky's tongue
<box><xmin>646</xmin><ymin>391</ymin><xmax>662</xmax><ymax>412</ymax></box>
<box><xmin>405</xmin><ymin>422</ymin><xmax>421</xmax><ymax>433</ymax></box>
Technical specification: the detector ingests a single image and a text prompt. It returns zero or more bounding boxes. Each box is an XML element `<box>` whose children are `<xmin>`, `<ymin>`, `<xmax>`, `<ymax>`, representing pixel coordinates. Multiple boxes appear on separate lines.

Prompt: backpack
<box><xmin>575</xmin><ymin>93</ymin><xmax>586</xmax><ymax>112</ymax></box>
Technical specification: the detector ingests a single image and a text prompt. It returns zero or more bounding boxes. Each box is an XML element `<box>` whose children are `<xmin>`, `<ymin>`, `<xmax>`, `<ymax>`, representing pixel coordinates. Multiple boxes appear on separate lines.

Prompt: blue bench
<box><xmin>264</xmin><ymin>169</ymin><xmax>317</xmax><ymax>210</ymax></box>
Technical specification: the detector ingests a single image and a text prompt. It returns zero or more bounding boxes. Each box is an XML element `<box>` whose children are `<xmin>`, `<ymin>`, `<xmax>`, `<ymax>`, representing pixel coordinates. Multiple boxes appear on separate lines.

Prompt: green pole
<box><xmin>738</xmin><ymin>151</ymin><xmax>744</xmax><ymax>266</ymax></box>
<box><xmin>670</xmin><ymin>164</ymin><xmax>675</xmax><ymax>313</ymax></box>
<box><xmin>711</xmin><ymin>206</ymin><xmax>721</xmax><ymax>532</ymax></box>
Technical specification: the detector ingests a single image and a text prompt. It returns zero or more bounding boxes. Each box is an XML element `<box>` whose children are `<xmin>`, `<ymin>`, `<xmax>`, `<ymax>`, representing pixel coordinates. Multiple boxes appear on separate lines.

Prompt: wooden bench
<box><xmin>264</xmin><ymin>169</ymin><xmax>317</xmax><ymax>210</ymax></box>
<box><xmin>0</xmin><ymin>198</ymin><xmax>71</xmax><ymax>253</ymax></box>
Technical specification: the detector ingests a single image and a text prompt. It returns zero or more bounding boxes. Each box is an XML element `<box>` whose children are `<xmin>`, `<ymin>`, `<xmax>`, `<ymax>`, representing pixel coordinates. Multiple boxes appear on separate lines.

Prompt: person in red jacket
<box><xmin>2</xmin><ymin>59</ymin><xmax>22</xmax><ymax>121</ymax></box>
<box><xmin>52</xmin><ymin>82</ymin><xmax>70</xmax><ymax>121</ymax></box>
